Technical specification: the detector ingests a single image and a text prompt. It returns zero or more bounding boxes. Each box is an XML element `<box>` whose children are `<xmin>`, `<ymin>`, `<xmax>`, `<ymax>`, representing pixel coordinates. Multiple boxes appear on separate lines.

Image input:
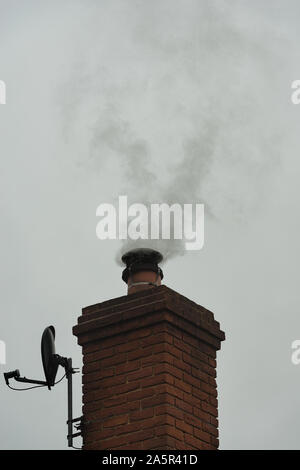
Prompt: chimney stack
<box><xmin>73</xmin><ymin>249</ymin><xmax>225</xmax><ymax>450</ymax></box>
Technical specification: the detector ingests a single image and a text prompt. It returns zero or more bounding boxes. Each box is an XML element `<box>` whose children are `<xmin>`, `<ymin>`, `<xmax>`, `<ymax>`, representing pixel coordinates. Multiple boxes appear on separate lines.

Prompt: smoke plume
<box><xmin>59</xmin><ymin>0</ymin><xmax>292</xmax><ymax>261</ymax></box>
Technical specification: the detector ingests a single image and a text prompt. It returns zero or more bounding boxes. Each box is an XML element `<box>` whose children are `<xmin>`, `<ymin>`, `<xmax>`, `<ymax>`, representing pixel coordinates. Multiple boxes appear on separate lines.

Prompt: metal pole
<box><xmin>67</xmin><ymin>358</ymin><xmax>73</xmax><ymax>448</ymax></box>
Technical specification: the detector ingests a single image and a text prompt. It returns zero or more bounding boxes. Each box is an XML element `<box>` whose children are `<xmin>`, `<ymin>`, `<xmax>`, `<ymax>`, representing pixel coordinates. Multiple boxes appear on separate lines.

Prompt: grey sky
<box><xmin>0</xmin><ymin>0</ymin><xmax>300</xmax><ymax>449</ymax></box>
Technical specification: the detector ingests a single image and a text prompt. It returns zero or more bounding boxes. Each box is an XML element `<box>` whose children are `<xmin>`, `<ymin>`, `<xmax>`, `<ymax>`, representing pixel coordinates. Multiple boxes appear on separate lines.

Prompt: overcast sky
<box><xmin>0</xmin><ymin>0</ymin><xmax>300</xmax><ymax>449</ymax></box>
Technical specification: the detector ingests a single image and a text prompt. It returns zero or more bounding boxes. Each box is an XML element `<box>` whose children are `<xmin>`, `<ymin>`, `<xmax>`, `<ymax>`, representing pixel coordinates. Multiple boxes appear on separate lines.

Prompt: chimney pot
<box><xmin>121</xmin><ymin>248</ymin><xmax>164</xmax><ymax>295</ymax></box>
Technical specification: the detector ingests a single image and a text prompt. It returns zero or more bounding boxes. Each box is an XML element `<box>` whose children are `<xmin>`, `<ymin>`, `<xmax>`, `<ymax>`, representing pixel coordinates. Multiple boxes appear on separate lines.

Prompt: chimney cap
<box><xmin>121</xmin><ymin>248</ymin><xmax>163</xmax><ymax>267</ymax></box>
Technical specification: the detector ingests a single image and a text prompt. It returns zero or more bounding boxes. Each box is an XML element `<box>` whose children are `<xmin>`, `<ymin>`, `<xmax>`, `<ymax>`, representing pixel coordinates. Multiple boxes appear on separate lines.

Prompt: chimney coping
<box><xmin>73</xmin><ymin>285</ymin><xmax>225</xmax><ymax>349</ymax></box>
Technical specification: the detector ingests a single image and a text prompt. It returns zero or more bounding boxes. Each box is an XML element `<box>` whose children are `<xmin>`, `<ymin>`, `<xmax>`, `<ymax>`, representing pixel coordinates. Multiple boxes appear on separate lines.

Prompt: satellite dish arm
<box><xmin>4</xmin><ymin>369</ymin><xmax>47</xmax><ymax>387</ymax></box>
<box><xmin>3</xmin><ymin>355</ymin><xmax>69</xmax><ymax>388</ymax></box>
<box><xmin>15</xmin><ymin>376</ymin><xmax>47</xmax><ymax>386</ymax></box>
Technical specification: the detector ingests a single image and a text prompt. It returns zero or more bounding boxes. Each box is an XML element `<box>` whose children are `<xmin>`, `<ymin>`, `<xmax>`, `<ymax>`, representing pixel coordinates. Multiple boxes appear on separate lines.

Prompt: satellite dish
<box><xmin>41</xmin><ymin>326</ymin><xmax>58</xmax><ymax>390</ymax></box>
<box><xmin>4</xmin><ymin>324</ymin><xmax>81</xmax><ymax>447</ymax></box>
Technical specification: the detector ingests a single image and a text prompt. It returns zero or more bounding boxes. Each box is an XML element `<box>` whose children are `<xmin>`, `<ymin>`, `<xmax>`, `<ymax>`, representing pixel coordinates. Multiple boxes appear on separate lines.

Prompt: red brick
<box><xmin>152</xmin><ymin>321</ymin><xmax>180</xmax><ymax>336</ymax></box>
<box><xmin>126</xmin><ymin>388</ymin><xmax>154</xmax><ymax>403</ymax></box>
<box><xmin>174</xmin><ymin>378</ymin><xmax>192</xmax><ymax>393</ymax></box>
<box><xmin>194</xmin><ymin>427</ymin><xmax>211</xmax><ymax>443</ymax></box>
<box><xmin>174</xmin><ymin>337</ymin><xmax>191</xmax><ymax>354</ymax></box>
<box><xmin>126</xmin><ymin>429</ymin><xmax>155</xmax><ymax>444</ymax></box>
<box><xmin>83</xmin><ymin>372</ymin><xmax>125</xmax><ymax>387</ymax></box>
<box><xmin>142</xmin><ymin>374</ymin><xmax>172</xmax><ymax>388</ymax></box>
<box><xmin>201</xmin><ymin>402</ymin><xmax>218</xmax><ymax>417</ymax></box>
<box><xmin>200</xmin><ymin>381</ymin><xmax>214</xmax><ymax>394</ymax></box>
<box><xmin>211</xmin><ymin>436</ymin><xmax>219</xmax><ymax>448</ymax></box>
<box><xmin>83</xmin><ymin>389</ymin><xmax>110</xmax><ymax>405</ymax></box>
<box><xmin>193</xmin><ymin>406</ymin><xmax>211</xmax><ymax>423</ymax></box>
<box><xmin>142</xmin><ymin>393</ymin><xmax>168</xmax><ymax>409</ymax></box>
<box><xmin>156</xmin><ymin>351</ymin><xmax>177</xmax><ymax>365</ymax></box>
<box><xmin>103</xmin><ymin>395</ymin><xmax>127</xmax><ymax>408</ymax></box>
<box><xmin>115</xmin><ymin>360</ymin><xmax>140</xmax><ymax>375</ymax></box>
<box><xmin>101</xmin><ymin>354</ymin><xmax>127</xmax><ymax>368</ymax></box>
<box><xmin>156</xmin><ymin>424</ymin><xmax>184</xmax><ymax>442</ymax></box>
<box><xmin>165</xmin><ymin>344</ymin><xmax>182</xmax><ymax>360</ymax></box>
<box><xmin>183</xmin><ymin>371</ymin><xmax>203</xmax><ymax>388</ymax></box>
<box><xmin>128</xmin><ymin>366</ymin><xmax>153</xmax><ymax>382</ymax></box>
<box><xmin>173</xmin><ymin>359</ymin><xmax>192</xmax><ymax>374</ymax></box>
<box><xmin>95</xmin><ymin>434</ymin><xmax>129</xmax><ymax>449</ymax></box>
<box><xmin>193</xmin><ymin>387</ymin><xmax>209</xmax><ymax>403</ymax></box>
<box><xmin>126</xmin><ymin>327</ymin><xmax>152</xmax><ymax>341</ymax></box>
<box><xmin>155</xmin><ymin>404</ymin><xmax>183</xmax><ymax>420</ymax></box>
<box><xmin>208</xmin><ymin>377</ymin><xmax>218</xmax><ymax>389</ymax></box>
<box><xmin>183</xmin><ymin>393</ymin><xmax>201</xmax><ymax>409</ymax></box>
<box><xmin>200</xmin><ymin>362</ymin><xmax>216</xmax><ymax>377</ymax></box>
<box><xmin>184</xmin><ymin>413</ymin><xmax>202</xmax><ymax>430</ymax></box>
<box><xmin>164</xmin><ymin>384</ymin><xmax>184</xmax><ymax>400</ymax></box>
<box><xmin>202</xmin><ymin>422</ymin><xmax>219</xmax><ymax>437</ymax></box>
<box><xmin>103</xmin><ymin>414</ymin><xmax>128</xmax><ymax>428</ymax></box>
<box><xmin>141</xmin><ymin>332</ymin><xmax>173</xmax><ymax>347</ymax></box>
<box><xmin>83</xmin><ymin>361</ymin><xmax>113</xmax><ymax>374</ymax></box>
<box><xmin>109</xmin><ymin>381</ymin><xmax>140</xmax><ymax>396</ymax></box>
<box><xmin>84</xmin><ymin>427</ymin><xmax>115</xmax><ymax>443</ymax></box>
<box><xmin>175</xmin><ymin>419</ymin><xmax>193</xmax><ymax>435</ymax></box>
<box><xmin>130</xmin><ymin>408</ymin><xmax>154</xmax><ymax>422</ymax></box>
<box><xmin>116</xmin><ymin>339</ymin><xmax>141</xmax><ymax>353</ymax></box>
<box><xmin>127</xmin><ymin>347</ymin><xmax>152</xmax><ymax>361</ymax></box>
<box><xmin>185</xmin><ymin>433</ymin><xmax>210</xmax><ymax>450</ymax></box>
<box><xmin>154</xmin><ymin>363</ymin><xmax>183</xmax><ymax>379</ymax></box>
<box><xmin>210</xmin><ymin>416</ymin><xmax>218</xmax><ymax>427</ymax></box>
<box><xmin>83</xmin><ymin>346</ymin><xmax>115</xmax><ymax>364</ymax></box>
<box><xmin>175</xmin><ymin>398</ymin><xmax>193</xmax><ymax>414</ymax></box>
<box><xmin>191</xmin><ymin>366</ymin><xmax>210</xmax><ymax>383</ymax></box>
<box><xmin>115</xmin><ymin>421</ymin><xmax>141</xmax><ymax>435</ymax></box>
<box><xmin>209</xmin><ymin>396</ymin><xmax>218</xmax><ymax>407</ymax></box>
<box><xmin>85</xmin><ymin>400</ymin><xmax>140</xmax><ymax>421</ymax></box>
<box><xmin>141</xmin><ymin>437</ymin><xmax>169</xmax><ymax>449</ymax></box>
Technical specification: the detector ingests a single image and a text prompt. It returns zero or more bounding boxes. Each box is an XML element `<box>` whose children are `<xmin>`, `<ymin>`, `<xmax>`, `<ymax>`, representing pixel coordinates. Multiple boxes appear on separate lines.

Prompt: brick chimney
<box><xmin>73</xmin><ymin>250</ymin><xmax>225</xmax><ymax>450</ymax></box>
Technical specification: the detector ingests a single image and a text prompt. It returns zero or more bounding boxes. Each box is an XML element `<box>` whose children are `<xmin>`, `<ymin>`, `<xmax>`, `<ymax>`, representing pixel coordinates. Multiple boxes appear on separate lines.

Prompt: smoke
<box><xmin>92</xmin><ymin>112</ymin><xmax>156</xmax><ymax>197</ymax></box>
<box><xmin>59</xmin><ymin>0</ymin><xmax>293</xmax><ymax>261</ymax></box>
